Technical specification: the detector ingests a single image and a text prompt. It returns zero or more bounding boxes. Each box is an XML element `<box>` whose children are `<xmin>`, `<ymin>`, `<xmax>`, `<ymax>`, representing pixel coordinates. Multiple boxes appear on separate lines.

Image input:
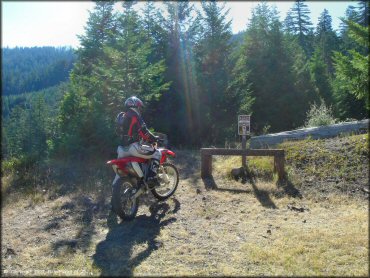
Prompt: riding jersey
<box><xmin>117</xmin><ymin>108</ymin><xmax>156</xmax><ymax>146</ymax></box>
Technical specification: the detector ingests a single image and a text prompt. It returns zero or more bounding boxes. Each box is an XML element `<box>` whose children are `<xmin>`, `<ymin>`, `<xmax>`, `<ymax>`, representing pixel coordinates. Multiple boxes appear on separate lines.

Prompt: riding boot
<box><xmin>146</xmin><ymin>159</ymin><xmax>160</xmax><ymax>189</ymax></box>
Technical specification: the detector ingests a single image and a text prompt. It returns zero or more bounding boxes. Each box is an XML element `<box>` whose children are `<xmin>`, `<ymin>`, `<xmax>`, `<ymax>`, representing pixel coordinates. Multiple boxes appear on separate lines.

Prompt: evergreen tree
<box><xmin>357</xmin><ymin>0</ymin><xmax>369</xmax><ymax>27</ymax></box>
<box><xmin>333</xmin><ymin>20</ymin><xmax>369</xmax><ymax>114</ymax></box>
<box><xmin>58</xmin><ymin>1</ymin><xmax>119</xmax><ymax>155</ymax></box>
<box><xmin>3</xmin><ymin>95</ymin><xmax>50</xmax><ymax>161</ymax></box>
<box><xmin>284</xmin><ymin>0</ymin><xmax>314</xmax><ymax>56</ymax></box>
<box><xmin>141</xmin><ymin>2</ymin><xmax>167</xmax><ymax>63</ymax></box>
<box><xmin>315</xmin><ymin>9</ymin><xmax>339</xmax><ymax>74</ymax></box>
<box><xmin>3</xmin><ymin>106</ymin><xmax>27</xmax><ymax>158</ymax></box>
<box><xmin>2</xmin><ymin>47</ymin><xmax>75</xmax><ymax>96</ymax></box>
<box><xmin>76</xmin><ymin>0</ymin><xmax>117</xmax><ymax>72</ymax></box>
<box><xmin>27</xmin><ymin>96</ymin><xmax>49</xmax><ymax>157</ymax></box>
<box><xmin>283</xmin><ymin>12</ymin><xmax>295</xmax><ymax>34</ymax></box>
<box><xmin>57</xmin><ymin>1</ymin><xmax>169</xmax><ymax>156</ymax></box>
<box><xmin>287</xmin><ymin>37</ymin><xmax>319</xmax><ymax>118</ymax></box>
<box><xmin>339</xmin><ymin>2</ymin><xmax>369</xmax><ymax>53</ymax></box>
<box><xmin>241</xmin><ymin>3</ymin><xmax>307</xmax><ymax>132</ymax></box>
<box><xmin>309</xmin><ymin>47</ymin><xmax>333</xmax><ymax>105</ymax></box>
<box><xmin>94</xmin><ymin>2</ymin><xmax>169</xmax><ymax>117</ymax></box>
<box><xmin>57</xmin><ymin>87</ymin><xmax>90</xmax><ymax>156</ymax></box>
<box><xmin>228</xmin><ymin>44</ymin><xmax>254</xmax><ymax>126</ymax></box>
<box><xmin>194</xmin><ymin>1</ymin><xmax>237</xmax><ymax>144</ymax></box>
<box><xmin>160</xmin><ymin>1</ymin><xmax>200</xmax><ymax>145</ymax></box>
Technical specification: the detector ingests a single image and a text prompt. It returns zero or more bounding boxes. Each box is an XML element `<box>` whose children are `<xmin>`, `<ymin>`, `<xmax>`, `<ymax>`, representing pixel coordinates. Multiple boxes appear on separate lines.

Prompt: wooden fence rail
<box><xmin>200</xmin><ymin>148</ymin><xmax>285</xmax><ymax>181</ymax></box>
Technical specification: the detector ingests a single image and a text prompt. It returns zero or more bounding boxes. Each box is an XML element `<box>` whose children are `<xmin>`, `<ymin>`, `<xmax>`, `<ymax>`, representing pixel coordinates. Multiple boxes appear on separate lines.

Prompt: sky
<box><xmin>2</xmin><ymin>1</ymin><xmax>355</xmax><ymax>48</ymax></box>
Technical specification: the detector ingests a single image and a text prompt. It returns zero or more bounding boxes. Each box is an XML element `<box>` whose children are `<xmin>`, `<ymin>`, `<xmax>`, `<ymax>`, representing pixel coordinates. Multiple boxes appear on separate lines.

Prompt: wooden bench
<box><xmin>201</xmin><ymin>148</ymin><xmax>286</xmax><ymax>180</ymax></box>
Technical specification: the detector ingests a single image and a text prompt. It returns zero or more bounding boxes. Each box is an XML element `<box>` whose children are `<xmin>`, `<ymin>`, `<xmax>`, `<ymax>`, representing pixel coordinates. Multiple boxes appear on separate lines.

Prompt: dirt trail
<box><xmin>2</xmin><ymin>150</ymin><xmax>368</xmax><ymax>276</ymax></box>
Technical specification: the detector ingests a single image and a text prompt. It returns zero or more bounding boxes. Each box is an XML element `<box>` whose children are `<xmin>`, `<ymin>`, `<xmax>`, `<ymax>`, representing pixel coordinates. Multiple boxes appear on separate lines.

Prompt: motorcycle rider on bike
<box><xmin>115</xmin><ymin>96</ymin><xmax>161</xmax><ymax>189</ymax></box>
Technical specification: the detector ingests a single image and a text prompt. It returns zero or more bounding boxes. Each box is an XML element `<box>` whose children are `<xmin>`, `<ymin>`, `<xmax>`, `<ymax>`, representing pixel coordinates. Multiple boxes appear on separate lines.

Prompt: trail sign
<box><xmin>238</xmin><ymin>115</ymin><xmax>251</xmax><ymax>168</ymax></box>
<box><xmin>238</xmin><ymin>115</ymin><xmax>250</xmax><ymax>135</ymax></box>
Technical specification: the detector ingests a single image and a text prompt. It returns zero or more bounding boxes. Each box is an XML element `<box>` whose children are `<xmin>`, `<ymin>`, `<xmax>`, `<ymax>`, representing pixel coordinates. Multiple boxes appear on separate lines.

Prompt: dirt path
<box><xmin>1</xmin><ymin>150</ymin><xmax>368</xmax><ymax>276</ymax></box>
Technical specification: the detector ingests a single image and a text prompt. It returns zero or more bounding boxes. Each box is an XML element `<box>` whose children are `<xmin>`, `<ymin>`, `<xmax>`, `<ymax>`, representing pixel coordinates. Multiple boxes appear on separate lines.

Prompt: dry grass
<box><xmin>1</xmin><ymin>137</ymin><xmax>369</xmax><ymax>276</ymax></box>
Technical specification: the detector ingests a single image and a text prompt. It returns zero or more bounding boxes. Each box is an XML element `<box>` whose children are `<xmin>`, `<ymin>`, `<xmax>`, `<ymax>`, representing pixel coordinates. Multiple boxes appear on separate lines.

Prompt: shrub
<box><xmin>304</xmin><ymin>102</ymin><xmax>337</xmax><ymax>128</ymax></box>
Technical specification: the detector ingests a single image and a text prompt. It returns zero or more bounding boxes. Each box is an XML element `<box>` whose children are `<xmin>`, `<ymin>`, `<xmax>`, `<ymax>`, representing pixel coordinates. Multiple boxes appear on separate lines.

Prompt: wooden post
<box><xmin>274</xmin><ymin>154</ymin><xmax>285</xmax><ymax>181</ymax></box>
<box><xmin>242</xmin><ymin>135</ymin><xmax>246</xmax><ymax>168</ymax></box>
<box><xmin>201</xmin><ymin>151</ymin><xmax>212</xmax><ymax>178</ymax></box>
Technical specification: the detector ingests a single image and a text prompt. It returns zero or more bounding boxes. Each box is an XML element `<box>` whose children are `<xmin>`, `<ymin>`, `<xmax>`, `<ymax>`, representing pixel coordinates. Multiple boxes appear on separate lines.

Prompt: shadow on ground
<box><xmin>92</xmin><ymin>199</ymin><xmax>179</xmax><ymax>276</ymax></box>
<box><xmin>173</xmin><ymin>150</ymin><xmax>201</xmax><ymax>184</ymax></box>
<box><xmin>51</xmin><ymin>195</ymin><xmax>103</xmax><ymax>255</ymax></box>
<box><xmin>276</xmin><ymin>179</ymin><xmax>303</xmax><ymax>199</ymax></box>
<box><xmin>203</xmin><ymin>172</ymin><xmax>302</xmax><ymax>209</ymax></box>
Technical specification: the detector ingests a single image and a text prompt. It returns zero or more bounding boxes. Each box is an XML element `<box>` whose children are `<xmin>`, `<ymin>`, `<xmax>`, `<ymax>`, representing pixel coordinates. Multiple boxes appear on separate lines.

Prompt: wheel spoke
<box><xmin>120</xmin><ymin>182</ymin><xmax>136</xmax><ymax>216</ymax></box>
<box><xmin>155</xmin><ymin>164</ymin><xmax>178</xmax><ymax>197</ymax></box>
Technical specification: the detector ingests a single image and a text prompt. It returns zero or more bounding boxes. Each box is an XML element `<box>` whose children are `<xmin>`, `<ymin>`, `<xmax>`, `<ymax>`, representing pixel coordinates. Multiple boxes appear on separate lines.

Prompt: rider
<box><xmin>116</xmin><ymin>96</ymin><xmax>161</xmax><ymax>189</ymax></box>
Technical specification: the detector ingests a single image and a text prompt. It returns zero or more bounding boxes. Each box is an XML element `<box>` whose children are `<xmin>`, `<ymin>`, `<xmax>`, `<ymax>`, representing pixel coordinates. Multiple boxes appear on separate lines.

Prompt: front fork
<box><xmin>111</xmin><ymin>173</ymin><xmax>146</xmax><ymax>201</ymax></box>
<box><xmin>112</xmin><ymin>174</ymin><xmax>120</xmax><ymax>186</ymax></box>
<box><xmin>111</xmin><ymin>163</ymin><xmax>165</xmax><ymax>201</ymax></box>
<box><xmin>158</xmin><ymin>165</ymin><xmax>170</xmax><ymax>184</ymax></box>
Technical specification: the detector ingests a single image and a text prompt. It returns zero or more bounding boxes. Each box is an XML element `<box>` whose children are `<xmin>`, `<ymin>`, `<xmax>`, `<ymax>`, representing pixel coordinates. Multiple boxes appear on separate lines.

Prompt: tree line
<box><xmin>2</xmin><ymin>46</ymin><xmax>76</xmax><ymax>96</ymax></box>
<box><xmin>2</xmin><ymin>0</ymin><xmax>369</xmax><ymax>165</ymax></box>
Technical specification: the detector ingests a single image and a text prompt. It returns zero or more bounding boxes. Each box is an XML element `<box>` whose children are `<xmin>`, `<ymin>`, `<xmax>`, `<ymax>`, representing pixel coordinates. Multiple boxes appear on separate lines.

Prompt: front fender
<box><xmin>159</xmin><ymin>149</ymin><xmax>176</xmax><ymax>164</ymax></box>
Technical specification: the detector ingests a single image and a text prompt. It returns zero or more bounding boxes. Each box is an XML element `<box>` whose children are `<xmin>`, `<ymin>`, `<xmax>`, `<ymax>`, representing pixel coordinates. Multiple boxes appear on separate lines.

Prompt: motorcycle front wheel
<box><xmin>112</xmin><ymin>177</ymin><xmax>139</xmax><ymax>221</ymax></box>
<box><xmin>151</xmin><ymin>162</ymin><xmax>179</xmax><ymax>201</ymax></box>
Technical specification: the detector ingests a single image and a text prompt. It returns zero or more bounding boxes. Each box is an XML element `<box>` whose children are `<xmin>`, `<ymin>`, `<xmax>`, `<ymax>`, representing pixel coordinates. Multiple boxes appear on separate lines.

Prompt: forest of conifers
<box><xmin>2</xmin><ymin>1</ymin><xmax>369</xmax><ymax>167</ymax></box>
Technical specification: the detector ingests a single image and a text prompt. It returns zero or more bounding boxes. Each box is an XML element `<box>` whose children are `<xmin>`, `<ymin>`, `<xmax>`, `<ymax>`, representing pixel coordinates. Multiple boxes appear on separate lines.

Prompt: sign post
<box><xmin>238</xmin><ymin>115</ymin><xmax>251</xmax><ymax>168</ymax></box>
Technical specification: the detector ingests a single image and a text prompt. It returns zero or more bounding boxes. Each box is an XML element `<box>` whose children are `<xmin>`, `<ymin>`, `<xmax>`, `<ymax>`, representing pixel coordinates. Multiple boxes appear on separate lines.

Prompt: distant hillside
<box><xmin>2</xmin><ymin>82</ymin><xmax>69</xmax><ymax>118</ymax></box>
<box><xmin>2</xmin><ymin>46</ymin><xmax>76</xmax><ymax>96</ymax></box>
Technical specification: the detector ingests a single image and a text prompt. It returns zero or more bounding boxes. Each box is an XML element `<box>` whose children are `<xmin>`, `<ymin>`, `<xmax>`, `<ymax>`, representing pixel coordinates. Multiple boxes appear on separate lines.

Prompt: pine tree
<box><xmin>357</xmin><ymin>0</ymin><xmax>369</xmax><ymax>27</ymax></box>
<box><xmin>284</xmin><ymin>0</ymin><xmax>314</xmax><ymax>56</ymax></box>
<box><xmin>76</xmin><ymin>0</ymin><xmax>117</xmax><ymax>72</ymax></box>
<box><xmin>287</xmin><ymin>37</ymin><xmax>319</xmax><ymax>120</ymax></box>
<box><xmin>228</xmin><ymin>45</ymin><xmax>254</xmax><ymax>125</ymax></box>
<box><xmin>57</xmin><ymin>1</ymin><xmax>169</xmax><ymax>156</ymax></box>
<box><xmin>61</xmin><ymin>0</ymin><xmax>118</xmax><ymax>155</ymax></box>
<box><xmin>160</xmin><ymin>1</ymin><xmax>200</xmax><ymax>145</ymax></box>
<box><xmin>57</xmin><ymin>88</ymin><xmax>89</xmax><ymax>156</ymax></box>
<box><xmin>333</xmin><ymin>20</ymin><xmax>369</xmax><ymax>113</ymax></box>
<box><xmin>4</xmin><ymin>106</ymin><xmax>27</xmax><ymax>158</ymax></box>
<box><xmin>309</xmin><ymin>47</ymin><xmax>333</xmax><ymax>105</ymax></box>
<box><xmin>27</xmin><ymin>96</ymin><xmax>49</xmax><ymax>157</ymax></box>
<box><xmin>315</xmin><ymin>9</ymin><xmax>339</xmax><ymax>75</ymax></box>
<box><xmin>241</xmin><ymin>3</ymin><xmax>309</xmax><ymax>132</ymax></box>
<box><xmin>70</xmin><ymin>0</ymin><xmax>118</xmax><ymax>106</ymax></box>
<box><xmin>141</xmin><ymin>2</ymin><xmax>167</xmax><ymax>63</ymax></box>
<box><xmin>339</xmin><ymin>2</ymin><xmax>369</xmax><ymax>53</ymax></box>
<box><xmin>3</xmin><ymin>95</ymin><xmax>50</xmax><ymax>161</ymax></box>
<box><xmin>283</xmin><ymin>13</ymin><xmax>295</xmax><ymax>34</ymax></box>
<box><xmin>194</xmin><ymin>1</ymin><xmax>236</xmax><ymax>144</ymax></box>
<box><xmin>108</xmin><ymin>2</ymin><xmax>169</xmax><ymax>108</ymax></box>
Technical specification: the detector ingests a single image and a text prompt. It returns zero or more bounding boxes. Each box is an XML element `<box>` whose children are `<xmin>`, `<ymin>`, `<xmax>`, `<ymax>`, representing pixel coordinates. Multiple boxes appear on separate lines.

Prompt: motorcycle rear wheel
<box><xmin>151</xmin><ymin>162</ymin><xmax>179</xmax><ymax>201</ymax></box>
<box><xmin>112</xmin><ymin>177</ymin><xmax>139</xmax><ymax>221</ymax></box>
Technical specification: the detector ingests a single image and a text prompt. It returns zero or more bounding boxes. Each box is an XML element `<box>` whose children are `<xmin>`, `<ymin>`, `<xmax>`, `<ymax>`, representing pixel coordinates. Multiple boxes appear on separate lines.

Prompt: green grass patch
<box><xmin>214</xmin><ymin>155</ymin><xmax>275</xmax><ymax>181</ymax></box>
<box><xmin>279</xmin><ymin>134</ymin><xmax>368</xmax><ymax>183</ymax></box>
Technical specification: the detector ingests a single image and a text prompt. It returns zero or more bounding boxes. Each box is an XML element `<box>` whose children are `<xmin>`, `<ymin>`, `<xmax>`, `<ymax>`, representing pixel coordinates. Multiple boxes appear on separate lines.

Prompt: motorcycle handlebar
<box><xmin>151</xmin><ymin>137</ymin><xmax>165</xmax><ymax>148</ymax></box>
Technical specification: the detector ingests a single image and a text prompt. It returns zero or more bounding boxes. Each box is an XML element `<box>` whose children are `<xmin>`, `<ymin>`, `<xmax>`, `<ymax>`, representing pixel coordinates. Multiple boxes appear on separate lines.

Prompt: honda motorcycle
<box><xmin>107</xmin><ymin>141</ymin><xmax>179</xmax><ymax>221</ymax></box>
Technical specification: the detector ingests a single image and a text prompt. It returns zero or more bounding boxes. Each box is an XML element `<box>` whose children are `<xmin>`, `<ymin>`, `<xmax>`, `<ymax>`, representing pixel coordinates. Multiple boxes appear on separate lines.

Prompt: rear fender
<box><xmin>107</xmin><ymin>157</ymin><xmax>148</xmax><ymax>175</ymax></box>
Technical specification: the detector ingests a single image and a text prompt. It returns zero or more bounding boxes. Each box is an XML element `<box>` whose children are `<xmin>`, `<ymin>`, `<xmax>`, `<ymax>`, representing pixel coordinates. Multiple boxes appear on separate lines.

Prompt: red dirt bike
<box><xmin>107</xmin><ymin>141</ymin><xmax>179</xmax><ymax>221</ymax></box>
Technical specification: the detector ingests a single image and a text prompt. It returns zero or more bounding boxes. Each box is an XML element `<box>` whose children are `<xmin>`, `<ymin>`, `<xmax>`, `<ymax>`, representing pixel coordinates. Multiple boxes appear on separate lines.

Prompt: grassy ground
<box><xmin>1</xmin><ymin>134</ymin><xmax>369</xmax><ymax>276</ymax></box>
